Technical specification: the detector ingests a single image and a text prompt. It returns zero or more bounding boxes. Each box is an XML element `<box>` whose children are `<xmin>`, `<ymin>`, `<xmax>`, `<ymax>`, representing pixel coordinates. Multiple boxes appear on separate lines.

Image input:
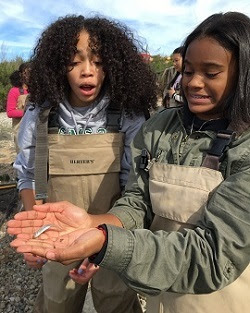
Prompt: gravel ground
<box><xmin>0</xmin><ymin>112</ymin><xmax>42</xmax><ymax>312</ymax></box>
<box><xmin>0</xmin><ymin>218</ymin><xmax>96</xmax><ymax>313</ymax></box>
<box><xmin>0</xmin><ymin>220</ymin><xmax>42</xmax><ymax>313</ymax></box>
<box><xmin>0</xmin><ymin>113</ymin><xmax>96</xmax><ymax>313</ymax></box>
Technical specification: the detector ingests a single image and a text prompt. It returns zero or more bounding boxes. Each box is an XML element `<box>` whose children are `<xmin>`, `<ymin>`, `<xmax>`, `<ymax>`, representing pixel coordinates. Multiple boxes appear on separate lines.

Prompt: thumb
<box><xmin>45</xmin><ymin>250</ymin><xmax>57</xmax><ymax>261</ymax></box>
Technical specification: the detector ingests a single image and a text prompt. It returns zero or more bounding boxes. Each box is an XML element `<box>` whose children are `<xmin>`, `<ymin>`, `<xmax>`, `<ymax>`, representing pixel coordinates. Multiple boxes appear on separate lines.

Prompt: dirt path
<box><xmin>0</xmin><ymin>112</ymin><xmax>16</xmax><ymax>165</ymax></box>
<box><xmin>0</xmin><ymin>112</ymin><xmax>17</xmax><ymax>219</ymax></box>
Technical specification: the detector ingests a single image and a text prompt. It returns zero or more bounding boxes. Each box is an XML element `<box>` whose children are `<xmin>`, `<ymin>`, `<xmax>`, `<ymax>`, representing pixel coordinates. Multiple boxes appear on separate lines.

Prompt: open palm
<box><xmin>10</xmin><ymin>227</ymin><xmax>104</xmax><ymax>265</ymax></box>
<box><xmin>7</xmin><ymin>201</ymin><xmax>91</xmax><ymax>239</ymax></box>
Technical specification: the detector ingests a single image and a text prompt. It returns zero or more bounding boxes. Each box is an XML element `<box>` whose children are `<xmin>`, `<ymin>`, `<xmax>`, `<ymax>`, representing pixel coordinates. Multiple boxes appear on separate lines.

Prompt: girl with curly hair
<box><xmin>13</xmin><ymin>15</ymin><xmax>157</xmax><ymax>313</ymax></box>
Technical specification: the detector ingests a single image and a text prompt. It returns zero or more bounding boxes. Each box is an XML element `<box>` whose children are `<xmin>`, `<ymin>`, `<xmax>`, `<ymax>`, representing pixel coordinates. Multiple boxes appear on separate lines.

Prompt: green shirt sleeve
<box><xmin>105</xmin><ymin>112</ymin><xmax>250</xmax><ymax>296</ymax></box>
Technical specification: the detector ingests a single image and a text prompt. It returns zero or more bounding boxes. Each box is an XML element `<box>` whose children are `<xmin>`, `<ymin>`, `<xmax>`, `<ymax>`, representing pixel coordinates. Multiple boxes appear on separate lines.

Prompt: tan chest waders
<box><xmin>34</xmin><ymin>106</ymin><xmax>143</xmax><ymax>313</ymax></box>
<box><xmin>140</xmin><ymin>130</ymin><xmax>250</xmax><ymax>313</ymax></box>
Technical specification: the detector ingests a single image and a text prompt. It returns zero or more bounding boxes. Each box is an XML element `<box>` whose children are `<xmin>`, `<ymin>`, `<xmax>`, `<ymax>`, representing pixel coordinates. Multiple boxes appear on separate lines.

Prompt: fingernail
<box><xmin>78</xmin><ymin>268</ymin><xmax>84</xmax><ymax>275</ymax></box>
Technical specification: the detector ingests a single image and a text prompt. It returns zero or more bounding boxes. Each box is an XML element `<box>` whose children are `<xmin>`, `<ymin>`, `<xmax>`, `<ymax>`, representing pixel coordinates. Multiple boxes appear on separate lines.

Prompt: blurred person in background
<box><xmin>6</xmin><ymin>62</ymin><xmax>31</xmax><ymax>152</ymax></box>
<box><xmin>162</xmin><ymin>46</ymin><xmax>184</xmax><ymax>108</ymax></box>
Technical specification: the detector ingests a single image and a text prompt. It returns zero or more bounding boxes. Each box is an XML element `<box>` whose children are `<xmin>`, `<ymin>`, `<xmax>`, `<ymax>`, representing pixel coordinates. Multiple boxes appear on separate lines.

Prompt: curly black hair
<box><xmin>19</xmin><ymin>62</ymin><xmax>32</xmax><ymax>86</ymax></box>
<box><xmin>9</xmin><ymin>70</ymin><xmax>22</xmax><ymax>87</ymax></box>
<box><xmin>28</xmin><ymin>15</ymin><xmax>157</xmax><ymax>116</ymax></box>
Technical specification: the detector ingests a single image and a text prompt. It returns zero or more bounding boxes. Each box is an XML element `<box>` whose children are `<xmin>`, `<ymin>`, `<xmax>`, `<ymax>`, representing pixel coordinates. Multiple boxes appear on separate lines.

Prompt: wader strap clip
<box><xmin>139</xmin><ymin>149</ymin><xmax>149</xmax><ymax>170</ymax></box>
<box><xmin>106</xmin><ymin>107</ymin><xmax>122</xmax><ymax>132</ymax></box>
<box><xmin>35</xmin><ymin>105</ymin><xmax>51</xmax><ymax>202</ymax></box>
<box><xmin>202</xmin><ymin>130</ymin><xmax>236</xmax><ymax>170</ymax></box>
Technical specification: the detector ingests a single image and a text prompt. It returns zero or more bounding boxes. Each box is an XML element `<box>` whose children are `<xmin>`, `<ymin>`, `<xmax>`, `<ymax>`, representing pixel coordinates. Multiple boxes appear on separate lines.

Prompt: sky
<box><xmin>0</xmin><ymin>0</ymin><xmax>250</xmax><ymax>61</ymax></box>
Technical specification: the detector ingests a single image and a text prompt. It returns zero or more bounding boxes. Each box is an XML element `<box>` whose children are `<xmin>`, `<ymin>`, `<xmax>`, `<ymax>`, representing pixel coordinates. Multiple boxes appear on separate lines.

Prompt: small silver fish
<box><xmin>33</xmin><ymin>224</ymin><xmax>53</xmax><ymax>239</ymax></box>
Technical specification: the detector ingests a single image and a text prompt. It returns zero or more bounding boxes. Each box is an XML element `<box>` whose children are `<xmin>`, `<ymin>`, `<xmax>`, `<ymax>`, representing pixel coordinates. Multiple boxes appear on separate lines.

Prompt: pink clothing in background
<box><xmin>6</xmin><ymin>87</ymin><xmax>28</xmax><ymax>118</ymax></box>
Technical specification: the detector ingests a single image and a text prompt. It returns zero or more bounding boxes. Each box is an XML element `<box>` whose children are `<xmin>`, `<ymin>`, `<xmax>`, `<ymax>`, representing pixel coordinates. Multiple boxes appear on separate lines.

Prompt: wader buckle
<box><xmin>208</xmin><ymin>130</ymin><xmax>236</xmax><ymax>160</ymax></box>
<box><xmin>139</xmin><ymin>149</ymin><xmax>149</xmax><ymax>170</ymax></box>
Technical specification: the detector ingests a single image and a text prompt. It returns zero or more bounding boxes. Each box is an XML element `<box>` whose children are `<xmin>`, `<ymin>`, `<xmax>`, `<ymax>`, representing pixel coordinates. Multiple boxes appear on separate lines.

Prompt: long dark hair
<box><xmin>182</xmin><ymin>12</ymin><xmax>250</xmax><ymax>132</ymax></box>
<box><xmin>9</xmin><ymin>70</ymin><xmax>22</xmax><ymax>87</ymax></box>
<box><xmin>28</xmin><ymin>15</ymin><xmax>157</xmax><ymax>116</ymax></box>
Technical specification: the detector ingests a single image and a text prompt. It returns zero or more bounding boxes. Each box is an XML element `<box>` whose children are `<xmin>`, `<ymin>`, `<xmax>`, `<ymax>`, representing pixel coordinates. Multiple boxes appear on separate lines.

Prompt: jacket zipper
<box><xmin>145</xmin><ymin>149</ymin><xmax>163</xmax><ymax>171</ymax></box>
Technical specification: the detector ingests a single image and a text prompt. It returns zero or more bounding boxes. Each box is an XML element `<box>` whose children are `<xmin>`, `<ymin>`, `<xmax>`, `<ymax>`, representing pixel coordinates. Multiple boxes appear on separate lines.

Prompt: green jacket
<box><xmin>101</xmin><ymin>107</ymin><xmax>250</xmax><ymax>296</ymax></box>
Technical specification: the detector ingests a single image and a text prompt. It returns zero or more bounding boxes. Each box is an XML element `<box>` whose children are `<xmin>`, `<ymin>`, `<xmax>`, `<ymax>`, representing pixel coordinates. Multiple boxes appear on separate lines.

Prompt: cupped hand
<box><xmin>7</xmin><ymin>201</ymin><xmax>91</xmax><ymax>238</ymax></box>
<box><xmin>10</xmin><ymin>227</ymin><xmax>105</xmax><ymax>265</ymax></box>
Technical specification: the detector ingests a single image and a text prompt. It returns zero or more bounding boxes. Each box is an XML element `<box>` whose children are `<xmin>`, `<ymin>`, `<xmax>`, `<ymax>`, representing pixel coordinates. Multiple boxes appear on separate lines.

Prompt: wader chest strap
<box><xmin>35</xmin><ymin>107</ymin><xmax>51</xmax><ymax>201</ymax></box>
<box><xmin>202</xmin><ymin>130</ymin><xmax>236</xmax><ymax>170</ymax></box>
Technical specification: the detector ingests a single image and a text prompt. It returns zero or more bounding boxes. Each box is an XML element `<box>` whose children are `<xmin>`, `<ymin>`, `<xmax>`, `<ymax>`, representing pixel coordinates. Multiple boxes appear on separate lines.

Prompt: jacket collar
<box><xmin>182</xmin><ymin>105</ymin><xmax>229</xmax><ymax>133</ymax></box>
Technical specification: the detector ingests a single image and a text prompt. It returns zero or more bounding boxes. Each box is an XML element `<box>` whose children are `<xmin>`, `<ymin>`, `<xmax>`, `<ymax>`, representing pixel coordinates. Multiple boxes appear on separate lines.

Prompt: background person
<box><xmin>6</xmin><ymin>62</ymin><xmax>30</xmax><ymax>152</ymax></box>
<box><xmin>162</xmin><ymin>46</ymin><xmax>184</xmax><ymax>107</ymax></box>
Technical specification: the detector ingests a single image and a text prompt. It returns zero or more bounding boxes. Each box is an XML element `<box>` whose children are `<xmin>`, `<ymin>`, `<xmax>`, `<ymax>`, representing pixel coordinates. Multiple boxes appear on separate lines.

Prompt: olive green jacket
<box><xmin>101</xmin><ymin>107</ymin><xmax>250</xmax><ymax>296</ymax></box>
